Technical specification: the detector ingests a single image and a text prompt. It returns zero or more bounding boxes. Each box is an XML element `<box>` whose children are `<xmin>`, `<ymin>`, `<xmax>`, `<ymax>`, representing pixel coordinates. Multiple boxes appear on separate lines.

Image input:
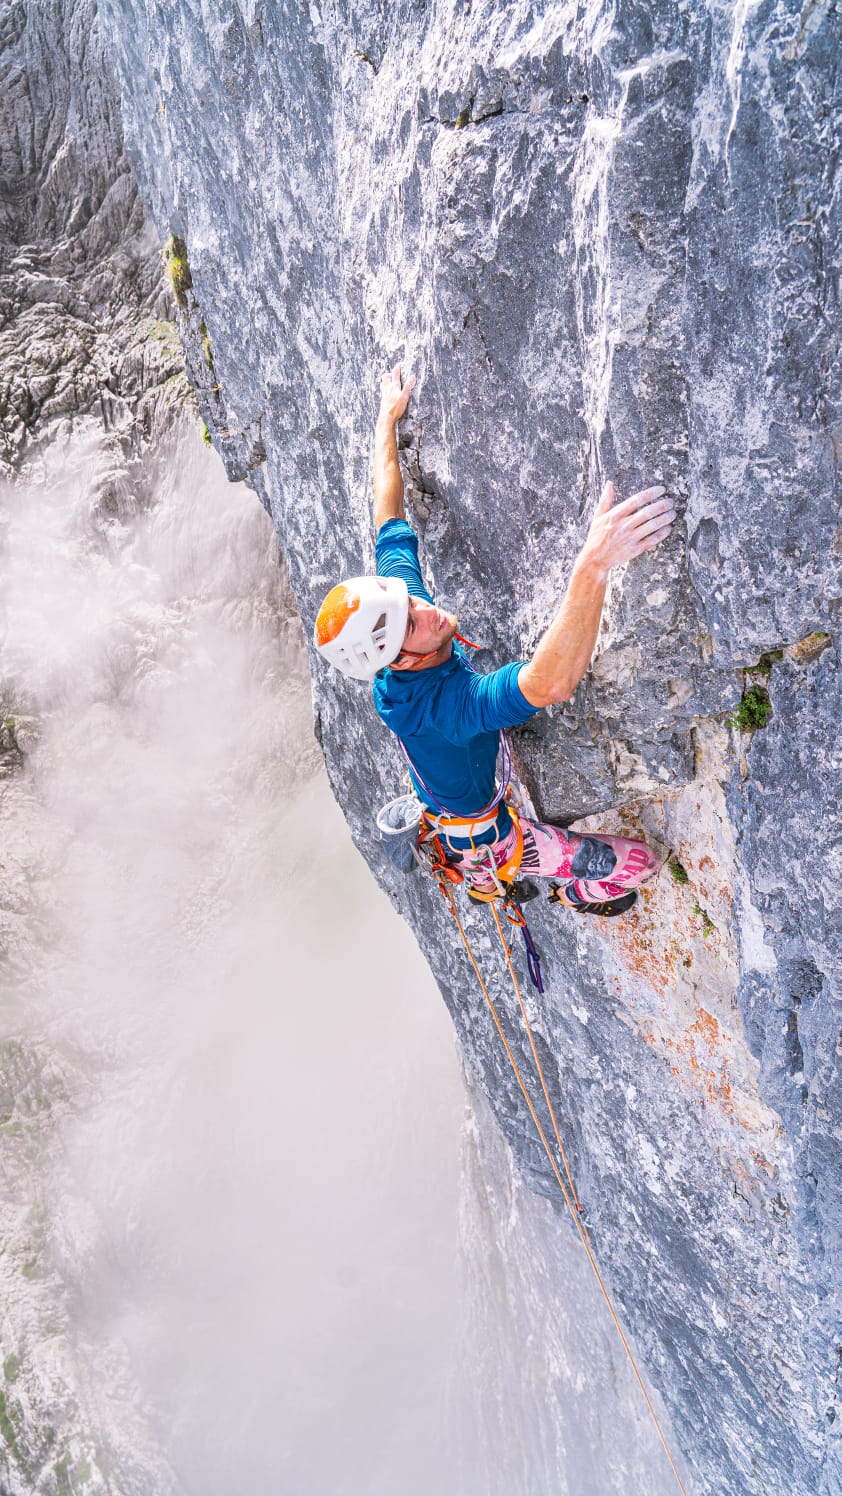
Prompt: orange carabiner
<box><xmin>503</xmin><ymin>898</ymin><xmax>526</xmax><ymax>930</ymax></box>
<box><xmin>428</xmin><ymin>834</ymin><xmax>464</xmax><ymax>885</ymax></box>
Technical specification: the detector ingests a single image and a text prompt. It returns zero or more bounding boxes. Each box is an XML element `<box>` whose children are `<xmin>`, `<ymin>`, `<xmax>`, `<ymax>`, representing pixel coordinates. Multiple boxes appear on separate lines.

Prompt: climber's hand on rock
<box><xmin>378</xmin><ymin>363</ymin><xmax>416</xmax><ymax>425</ymax></box>
<box><xmin>582</xmin><ymin>481</ymin><xmax>676</xmax><ymax>580</ymax></box>
<box><xmin>519</xmin><ymin>480</ymin><xmax>676</xmax><ymax>708</ymax></box>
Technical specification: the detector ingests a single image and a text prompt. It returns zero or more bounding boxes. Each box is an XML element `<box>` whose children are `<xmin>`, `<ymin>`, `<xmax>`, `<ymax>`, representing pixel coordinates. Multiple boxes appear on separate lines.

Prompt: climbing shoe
<box><xmin>549</xmin><ymin>883</ymin><xmax>638</xmax><ymax>918</ymax></box>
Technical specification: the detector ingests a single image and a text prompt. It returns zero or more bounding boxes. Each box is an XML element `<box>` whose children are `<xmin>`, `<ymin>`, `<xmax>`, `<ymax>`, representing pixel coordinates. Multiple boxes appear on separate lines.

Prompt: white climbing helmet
<box><xmin>314</xmin><ymin>575</ymin><xmax>409</xmax><ymax>681</ymax></box>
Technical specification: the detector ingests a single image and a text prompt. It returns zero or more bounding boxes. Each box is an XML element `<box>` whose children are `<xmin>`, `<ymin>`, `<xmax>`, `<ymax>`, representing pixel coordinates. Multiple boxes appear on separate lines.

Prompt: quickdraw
<box><xmin>424</xmin><ymin>830</ymin><xmax>464</xmax><ymax>886</ymax></box>
<box><xmin>501</xmin><ymin>897</ymin><xmax>544</xmax><ymax>994</ymax></box>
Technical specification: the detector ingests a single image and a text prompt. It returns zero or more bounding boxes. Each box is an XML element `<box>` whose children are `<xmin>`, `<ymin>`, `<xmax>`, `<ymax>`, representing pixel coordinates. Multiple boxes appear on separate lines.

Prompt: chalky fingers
<box><xmin>631</xmin><ymin>503</ymin><xmax>677</xmax><ymax>540</ymax></box>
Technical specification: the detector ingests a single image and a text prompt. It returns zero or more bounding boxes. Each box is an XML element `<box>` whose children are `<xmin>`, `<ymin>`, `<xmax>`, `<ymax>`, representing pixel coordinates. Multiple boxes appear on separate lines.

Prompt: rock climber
<box><xmin>314</xmin><ymin>364</ymin><xmax>677</xmax><ymax>915</ymax></box>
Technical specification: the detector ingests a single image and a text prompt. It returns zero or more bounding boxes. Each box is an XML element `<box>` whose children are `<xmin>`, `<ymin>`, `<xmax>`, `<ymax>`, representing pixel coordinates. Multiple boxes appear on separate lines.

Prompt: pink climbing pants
<box><xmin>448</xmin><ymin>815</ymin><xmax>662</xmax><ymax>901</ymax></box>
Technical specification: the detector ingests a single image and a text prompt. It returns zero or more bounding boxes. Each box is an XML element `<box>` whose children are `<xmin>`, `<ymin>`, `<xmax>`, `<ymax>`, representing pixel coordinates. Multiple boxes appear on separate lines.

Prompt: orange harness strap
<box><xmin>463</xmin><ymin>806</ymin><xmax>525</xmax><ymax>902</ymax></box>
<box><xmin>418</xmin><ymin>805</ymin><xmax>526</xmax><ymax>901</ymax></box>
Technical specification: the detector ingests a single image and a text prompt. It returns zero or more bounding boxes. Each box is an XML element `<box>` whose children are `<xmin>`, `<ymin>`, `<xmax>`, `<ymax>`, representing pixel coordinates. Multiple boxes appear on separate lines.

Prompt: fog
<box><xmin>0</xmin><ymin>423</ymin><xmax>469</xmax><ymax>1494</ymax></box>
<box><xmin>0</xmin><ymin>420</ymin><xmax>673</xmax><ymax>1496</ymax></box>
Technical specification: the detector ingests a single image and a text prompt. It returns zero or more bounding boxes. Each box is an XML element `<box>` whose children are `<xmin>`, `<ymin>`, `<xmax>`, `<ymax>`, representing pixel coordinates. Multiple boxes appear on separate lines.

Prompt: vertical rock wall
<box><xmin>4</xmin><ymin>0</ymin><xmax>840</xmax><ymax>1491</ymax></box>
<box><xmin>98</xmin><ymin>1</ymin><xmax>840</xmax><ymax>1492</ymax></box>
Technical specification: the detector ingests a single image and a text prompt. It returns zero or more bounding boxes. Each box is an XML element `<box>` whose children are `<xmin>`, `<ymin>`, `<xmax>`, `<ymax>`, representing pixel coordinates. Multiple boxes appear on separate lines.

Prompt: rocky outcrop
<box><xmin>3</xmin><ymin>0</ymin><xmax>840</xmax><ymax>1491</ymax></box>
<box><xmin>0</xmin><ymin>0</ymin><xmax>188</xmax><ymax>477</ymax></box>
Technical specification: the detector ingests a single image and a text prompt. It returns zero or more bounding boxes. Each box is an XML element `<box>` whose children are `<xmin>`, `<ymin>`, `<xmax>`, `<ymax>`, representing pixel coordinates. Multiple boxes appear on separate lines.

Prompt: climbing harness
<box><xmin>414</xmin><ymin>801</ymin><xmax>545</xmax><ymax>990</ymax></box>
<box><xmin>462</xmin><ymin>808</ymin><xmax>525</xmax><ymax>902</ymax></box>
<box><xmin>411</xmin><ymin>819</ymin><xmax>689</xmax><ymax>1496</ymax></box>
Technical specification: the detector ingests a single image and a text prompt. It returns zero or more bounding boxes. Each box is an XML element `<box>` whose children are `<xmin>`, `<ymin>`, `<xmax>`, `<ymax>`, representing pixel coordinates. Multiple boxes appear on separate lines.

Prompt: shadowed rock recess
<box><xmin>3</xmin><ymin>0</ymin><xmax>839</xmax><ymax>1491</ymax></box>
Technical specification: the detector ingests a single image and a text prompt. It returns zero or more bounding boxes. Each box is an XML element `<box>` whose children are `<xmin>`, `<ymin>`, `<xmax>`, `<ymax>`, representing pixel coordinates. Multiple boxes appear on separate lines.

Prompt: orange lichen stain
<box><xmin>691</xmin><ymin>1008</ymin><xmax>722</xmax><ymax>1045</ymax></box>
<box><xmin>750</xmin><ymin>1149</ymin><xmax>777</xmax><ymax>1177</ymax></box>
<box><xmin>652</xmin><ymin>1008</ymin><xmax>738</xmax><ymax>1119</ymax></box>
<box><xmin>733</xmin><ymin>1159</ymin><xmax>753</xmax><ymax>1192</ymax></box>
<box><xmin>698</xmin><ymin>855</ymin><xmax>715</xmax><ymax>873</ymax></box>
<box><xmin>598</xmin><ymin>902</ymin><xmax>695</xmax><ymax>998</ymax></box>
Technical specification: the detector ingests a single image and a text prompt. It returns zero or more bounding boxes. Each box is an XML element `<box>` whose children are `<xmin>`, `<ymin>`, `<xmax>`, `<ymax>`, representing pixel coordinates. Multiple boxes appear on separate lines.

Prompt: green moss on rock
<box><xmin>163</xmin><ymin>234</ymin><xmax>193</xmax><ymax>307</ymax></box>
<box><xmin>730</xmin><ymin>685</ymin><xmax>772</xmax><ymax>733</ymax></box>
<box><xmin>0</xmin><ymin>1391</ymin><xmax>23</xmax><ymax>1467</ymax></box>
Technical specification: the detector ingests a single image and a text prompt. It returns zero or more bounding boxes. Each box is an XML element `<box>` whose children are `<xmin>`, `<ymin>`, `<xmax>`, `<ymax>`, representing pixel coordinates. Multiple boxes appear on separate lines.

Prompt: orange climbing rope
<box><xmin>491</xmin><ymin>901</ymin><xmax>588</xmax><ymax>1226</ymax></box>
<box><xmin>434</xmin><ymin>876</ymin><xmax>689</xmax><ymax>1496</ymax></box>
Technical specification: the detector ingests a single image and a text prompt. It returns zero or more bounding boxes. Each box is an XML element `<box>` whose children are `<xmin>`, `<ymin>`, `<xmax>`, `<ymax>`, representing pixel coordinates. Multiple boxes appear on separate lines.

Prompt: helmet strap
<box><xmin>392</xmin><ymin>631</ymin><xmax>482</xmax><ymax>671</ymax></box>
<box><xmin>390</xmin><ymin>644</ymin><xmax>444</xmax><ymax>669</ymax></box>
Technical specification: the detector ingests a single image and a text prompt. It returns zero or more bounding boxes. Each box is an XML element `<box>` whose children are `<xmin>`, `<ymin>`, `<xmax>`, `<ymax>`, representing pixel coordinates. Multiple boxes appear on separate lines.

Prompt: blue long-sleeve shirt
<box><xmin>371</xmin><ymin>520</ymin><xmax>538</xmax><ymax>829</ymax></box>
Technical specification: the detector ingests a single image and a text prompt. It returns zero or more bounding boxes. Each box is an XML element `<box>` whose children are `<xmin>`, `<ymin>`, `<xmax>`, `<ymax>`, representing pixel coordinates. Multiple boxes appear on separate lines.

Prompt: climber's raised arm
<box><xmin>517</xmin><ymin>482</ymin><xmax>676</xmax><ymax>709</ymax></box>
<box><xmin>373</xmin><ymin>363</ymin><xmax>416</xmax><ymax>533</ymax></box>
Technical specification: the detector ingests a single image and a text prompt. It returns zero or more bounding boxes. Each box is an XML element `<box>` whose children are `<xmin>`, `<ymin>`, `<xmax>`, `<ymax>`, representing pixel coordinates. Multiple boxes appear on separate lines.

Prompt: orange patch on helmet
<box><xmin>315</xmin><ymin>584</ymin><xmax>361</xmax><ymax>646</ymax></box>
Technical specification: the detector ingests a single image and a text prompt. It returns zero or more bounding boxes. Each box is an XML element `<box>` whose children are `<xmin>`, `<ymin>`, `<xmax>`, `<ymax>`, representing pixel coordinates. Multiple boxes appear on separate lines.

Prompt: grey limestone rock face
<box><xmin>4</xmin><ymin>0</ymin><xmax>841</xmax><ymax>1491</ymax></box>
<box><xmin>97</xmin><ymin>1</ymin><xmax>840</xmax><ymax>1492</ymax></box>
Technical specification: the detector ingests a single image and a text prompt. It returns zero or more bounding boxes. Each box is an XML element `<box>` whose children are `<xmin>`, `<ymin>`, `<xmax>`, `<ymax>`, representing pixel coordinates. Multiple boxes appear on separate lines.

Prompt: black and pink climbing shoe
<box><xmin>549</xmin><ymin>883</ymin><xmax>638</xmax><ymax>918</ymax></box>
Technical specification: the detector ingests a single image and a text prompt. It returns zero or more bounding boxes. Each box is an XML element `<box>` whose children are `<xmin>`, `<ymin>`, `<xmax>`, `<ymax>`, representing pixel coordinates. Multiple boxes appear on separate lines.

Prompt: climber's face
<box><xmin>390</xmin><ymin>595</ymin><xmax>458</xmax><ymax>670</ymax></box>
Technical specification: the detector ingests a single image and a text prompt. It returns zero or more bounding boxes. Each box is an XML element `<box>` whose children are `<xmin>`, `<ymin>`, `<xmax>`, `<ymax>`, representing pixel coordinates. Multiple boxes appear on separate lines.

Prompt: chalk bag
<box><xmin>376</xmin><ymin>794</ymin><xmax>424</xmax><ymax>873</ymax></box>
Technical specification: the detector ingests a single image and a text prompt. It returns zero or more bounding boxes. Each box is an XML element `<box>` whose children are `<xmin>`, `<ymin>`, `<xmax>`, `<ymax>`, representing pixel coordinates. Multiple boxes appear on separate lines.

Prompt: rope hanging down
<box><xmin>433</xmin><ymin>874</ymin><xmax>689</xmax><ymax>1496</ymax></box>
<box><xmin>491</xmin><ymin>901</ymin><xmax>585</xmax><ymax>1221</ymax></box>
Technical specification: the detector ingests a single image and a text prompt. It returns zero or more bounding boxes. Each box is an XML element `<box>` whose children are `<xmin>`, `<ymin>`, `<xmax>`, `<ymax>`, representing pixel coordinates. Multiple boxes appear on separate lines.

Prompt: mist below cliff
<box><xmin>0</xmin><ymin>419</ymin><xmax>676</xmax><ymax>1494</ymax></box>
<box><xmin>0</xmin><ymin>422</ymin><xmax>465</xmax><ymax>1493</ymax></box>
